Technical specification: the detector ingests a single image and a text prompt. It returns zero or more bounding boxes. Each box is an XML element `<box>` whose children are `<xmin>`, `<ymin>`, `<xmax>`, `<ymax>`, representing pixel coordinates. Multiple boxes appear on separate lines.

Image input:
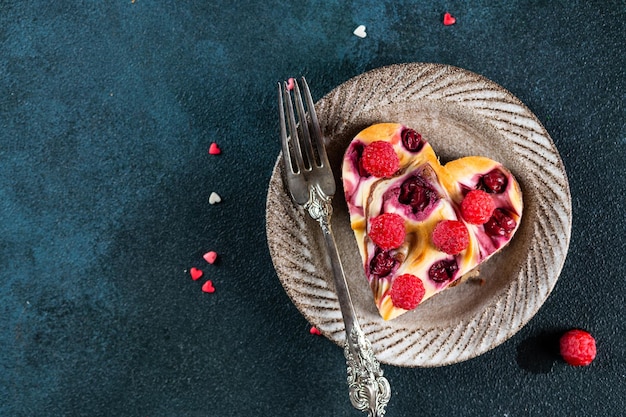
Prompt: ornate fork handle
<box><xmin>345</xmin><ymin>325</ymin><xmax>391</xmax><ymax>417</ymax></box>
<box><xmin>305</xmin><ymin>184</ymin><xmax>391</xmax><ymax>417</ymax></box>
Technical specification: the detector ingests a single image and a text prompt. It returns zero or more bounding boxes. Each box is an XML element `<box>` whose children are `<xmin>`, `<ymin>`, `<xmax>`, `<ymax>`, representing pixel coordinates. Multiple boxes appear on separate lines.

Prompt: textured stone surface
<box><xmin>0</xmin><ymin>1</ymin><xmax>624</xmax><ymax>415</ymax></box>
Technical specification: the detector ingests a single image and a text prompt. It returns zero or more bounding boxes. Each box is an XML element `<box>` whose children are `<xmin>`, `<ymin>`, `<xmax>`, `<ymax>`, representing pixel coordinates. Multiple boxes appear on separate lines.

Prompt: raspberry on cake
<box><xmin>342</xmin><ymin>123</ymin><xmax>523</xmax><ymax>320</ymax></box>
<box><xmin>390</xmin><ymin>274</ymin><xmax>425</xmax><ymax>310</ymax></box>
<box><xmin>461</xmin><ymin>190</ymin><xmax>495</xmax><ymax>224</ymax></box>
<box><xmin>360</xmin><ymin>140</ymin><xmax>400</xmax><ymax>177</ymax></box>
<box><xmin>368</xmin><ymin>213</ymin><xmax>406</xmax><ymax>250</ymax></box>
<box><xmin>432</xmin><ymin>220</ymin><xmax>470</xmax><ymax>255</ymax></box>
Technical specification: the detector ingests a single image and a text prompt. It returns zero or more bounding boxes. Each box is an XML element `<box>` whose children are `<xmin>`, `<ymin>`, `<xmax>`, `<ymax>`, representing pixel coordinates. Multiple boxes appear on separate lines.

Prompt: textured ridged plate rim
<box><xmin>266</xmin><ymin>63</ymin><xmax>572</xmax><ymax>367</ymax></box>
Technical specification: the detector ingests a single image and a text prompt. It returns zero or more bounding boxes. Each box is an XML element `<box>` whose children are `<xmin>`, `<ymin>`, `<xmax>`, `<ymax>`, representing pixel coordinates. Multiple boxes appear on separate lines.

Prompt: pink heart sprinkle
<box><xmin>203</xmin><ymin>251</ymin><xmax>218</xmax><ymax>264</ymax></box>
<box><xmin>286</xmin><ymin>78</ymin><xmax>295</xmax><ymax>90</ymax></box>
<box><xmin>190</xmin><ymin>267</ymin><xmax>203</xmax><ymax>280</ymax></box>
<box><xmin>202</xmin><ymin>280</ymin><xmax>215</xmax><ymax>293</ymax></box>
<box><xmin>309</xmin><ymin>326</ymin><xmax>321</xmax><ymax>336</ymax></box>
<box><xmin>208</xmin><ymin>143</ymin><xmax>221</xmax><ymax>155</ymax></box>
<box><xmin>443</xmin><ymin>12</ymin><xmax>456</xmax><ymax>26</ymax></box>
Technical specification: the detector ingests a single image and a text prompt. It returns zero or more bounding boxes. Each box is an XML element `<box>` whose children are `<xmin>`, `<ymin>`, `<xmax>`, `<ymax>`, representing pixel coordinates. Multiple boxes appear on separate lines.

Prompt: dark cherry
<box><xmin>399</xmin><ymin>176</ymin><xmax>436</xmax><ymax>213</ymax></box>
<box><xmin>352</xmin><ymin>143</ymin><xmax>370</xmax><ymax>177</ymax></box>
<box><xmin>401</xmin><ymin>128</ymin><xmax>425</xmax><ymax>152</ymax></box>
<box><xmin>480</xmin><ymin>169</ymin><xmax>508</xmax><ymax>194</ymax></box>
<box><xmin>357</xmin><ymin>159</ymin><xmax>370</xmax><ymax>177</ymax></box>
<box><xmin>369</xmin><ymin>249</ymin><xmax>397</xmax><ymax>277</ymax></box>
<box><xmin>428</xmin><ymin>259</ymin><xmax>458</xmax><ymax>283</ymax></box>
<box><xmin>484</xmin><ymin>208</ymin><xmax>517</xmax><ymax>237</ymax></box>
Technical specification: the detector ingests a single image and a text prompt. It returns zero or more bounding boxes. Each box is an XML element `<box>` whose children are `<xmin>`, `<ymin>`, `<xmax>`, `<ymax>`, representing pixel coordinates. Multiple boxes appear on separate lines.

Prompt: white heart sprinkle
<box><xmin>209</xmin><ymin>192</ymin><xmax>222</xmax><ymax>204</ymax></box>
<box><xmin>353</xmin><ymin>25</ymin><xmax>367</xmax><ymax>38</ymax></box>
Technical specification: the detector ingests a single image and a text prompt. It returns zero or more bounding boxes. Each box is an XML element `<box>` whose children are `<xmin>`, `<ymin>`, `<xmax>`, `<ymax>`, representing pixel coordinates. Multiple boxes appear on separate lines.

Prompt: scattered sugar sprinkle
<box><xmin>203</xmin><ymin>250</ymin><xmax>218</xmax><ymax>264</ymax></box>
<box><xmin>190</xmin><ymin>267</ymin><xmax>203</xmax><ymax>280</ymax></box>
<box><xmin>286</xmin><ymin>78</ymin><xmax>295</xmax><ymax>90</ymax></box>
<box><xmin>208</xmin><ymin>142</ymin><xmax>221</xmax><ymax>155</ymax></box>
<box><xmin>202</xmin><ymin>280</ymin><xmax>216</xmax><ymax>293</ymax></box>
<box><xmin>309</xmin><ymin>326</ymin><xmax>321</xmax><ymax>335</ymax></box>
<box><xmin>443</xmin><ymin>12</ymin><xmax>456</xmax><ymax>26</ymax></box>
<box><xmin>187</xmin><ymin>139</ymin><xmax>226</xmax><ymax>295</ymax></box>
<box><xmin>209</xmin><ymin>192</ymin><xmax>222</xmax><ymax>204</ymax></box>
<box><xmin>353</xmin><ymin>25</ymin><xmax>367</xmax><ymax>38</ymax></box>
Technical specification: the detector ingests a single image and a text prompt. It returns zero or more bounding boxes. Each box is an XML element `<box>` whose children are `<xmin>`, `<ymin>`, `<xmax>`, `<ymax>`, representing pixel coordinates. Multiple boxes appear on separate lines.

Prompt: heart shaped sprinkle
<box><xmin>342</xmin><ymin>123</ymin><xmax>523</xmax><ymax>320</ymax></box>
<box><xmin>203</xmin><ymin>251</ymin><xmax>218</xmax><ymax>264</ymax></box>
<box><xmin>286</xmin><ymin>78</ymin><xmax>295</xmax><ymax>90</ymax></box>
<box><xmin>190</xmin><ymin>267</ymin><xmax>203</xmax><ymax>280</ymax></box>
<box><xmin>202</xmin><ymin>280</ymin><xmax>215</xmax><ymax>293</ymax></box>
<box><xmin>309</xmin><ymin>326</ymin><xmax>321</xmax><ymax>335</ymax></box>
<box><xmin>443</xmin><ymin>12</ymin><xmax>456</xmax><ymax>26</ymax></box>
<box><xmin>208</xmin><ymin>142</ymin><xmax>221</xmax><ymax>155</ymax></box>
<box><xmin>208</xmin><ymin>192</ymin><xmax>222</xmax><ymax>204</ymax></box>
<box><xmin>353</xmin><ymin>25</ymin><xmax>367</xmax><ymax>38</ymax></box>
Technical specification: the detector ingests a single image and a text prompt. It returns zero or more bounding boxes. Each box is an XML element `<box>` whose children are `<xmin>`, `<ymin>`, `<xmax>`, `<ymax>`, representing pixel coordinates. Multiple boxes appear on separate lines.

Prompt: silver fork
<box><xmin>278</xmin><ymin>77</ymin><xmax>391</xmax><ymax>417</ymax></box>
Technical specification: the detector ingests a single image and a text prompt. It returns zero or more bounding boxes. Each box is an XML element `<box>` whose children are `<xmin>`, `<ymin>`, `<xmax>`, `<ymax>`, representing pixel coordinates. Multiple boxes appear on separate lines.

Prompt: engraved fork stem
<box><xmin>305</xmin><ymin>186</ymin><xmax>391</xmax><ymax>417</ymax></box>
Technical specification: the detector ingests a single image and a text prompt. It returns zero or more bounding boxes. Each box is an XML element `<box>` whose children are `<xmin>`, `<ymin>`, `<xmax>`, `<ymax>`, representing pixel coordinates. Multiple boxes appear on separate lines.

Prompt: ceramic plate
<box><xmin>266</xmin><ymin>63</ymin><xmax>571</xmax><ymax>367</ymax></box>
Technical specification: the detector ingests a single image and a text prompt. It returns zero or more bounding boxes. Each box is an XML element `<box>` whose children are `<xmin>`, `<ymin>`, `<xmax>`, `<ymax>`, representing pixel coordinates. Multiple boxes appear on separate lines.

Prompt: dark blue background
<box><xmin>1</xmin><ymin>1</ymin><xmax>624</xmax><ymax>416</ymax></box>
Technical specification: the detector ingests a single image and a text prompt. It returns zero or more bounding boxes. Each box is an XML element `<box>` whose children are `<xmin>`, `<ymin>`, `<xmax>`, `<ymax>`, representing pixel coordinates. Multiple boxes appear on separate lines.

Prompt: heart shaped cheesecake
<box><xmin>342</xmin><ymin>123</ymin><xmax>523</xmax><ymax>320</ymax></box>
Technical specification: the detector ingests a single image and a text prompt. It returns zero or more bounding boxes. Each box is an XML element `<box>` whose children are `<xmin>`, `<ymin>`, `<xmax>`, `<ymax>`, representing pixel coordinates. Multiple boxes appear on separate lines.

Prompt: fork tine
<box><xmin>301</xmin><ymin>77</ymin><xmax>330</xmax><ymax>169</ymax></box>
<box><xmin>278</xmin><ymin>81</ymin><xmax>309</xmax><ymax>205</ymax></box>
<box><xmin>293</xmin><ymin>80</ymin><xmax>316</xmax><ymax>170</ymax></box>
<box><xmin>282</xmin><ymin>81</ymin><xmax>306</xmax><ymax>175</ymax></box>
<box><xmin>279</xmin><ymin>77</ymin><xmax>335</xmax><ymax>204</ymax></box>
<box><xmin>277</xmin><ymin>82</ymin><xmax>293</xmax><ymax>174</ymax></box>
<box><xmin>301</xmin><ymin>77</ymin><xmax>336</xmax><ymax>196</ymax></box>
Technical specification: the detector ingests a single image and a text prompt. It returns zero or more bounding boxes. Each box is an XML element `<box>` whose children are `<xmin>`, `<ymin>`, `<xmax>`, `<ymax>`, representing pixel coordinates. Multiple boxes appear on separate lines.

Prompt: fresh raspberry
<box><xmin>432</xmin><ymin>220</ymin><xmax>470</xmax><ymax>254</ymax></box>
<box><xmin>461</xmin><ymin>189</ymin><xmax>495</xmax><ymax>224</ymax></box>
<box><xmin>390</xmin><ymin>274</ymin><xmax>425</xmax><ymax>310</ymax></box>
<box><xmin>560</xmin><ymin>329</ymin><xmax>596</xmax><ymax>366</ymax></box>
<box><xmin>368</xmin><ymin>213</ymin><xmax>406</xmax><ymax>250</ymax></box>
<box><xmin>361</xmin><ymin>141</ymin><xmax>399</xmax><ymax>177</ymax></box>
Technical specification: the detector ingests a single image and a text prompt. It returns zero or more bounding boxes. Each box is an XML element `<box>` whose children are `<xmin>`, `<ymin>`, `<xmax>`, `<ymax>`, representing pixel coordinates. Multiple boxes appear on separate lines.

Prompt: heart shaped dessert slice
<box><xmin>342</xmin><ymin>123</ymin><xmax>523</xmax><ymax>320</ymax></box>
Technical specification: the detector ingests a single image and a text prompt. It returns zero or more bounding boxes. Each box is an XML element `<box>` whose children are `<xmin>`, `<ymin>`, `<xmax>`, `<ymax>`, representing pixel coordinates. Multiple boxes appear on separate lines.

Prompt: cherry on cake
<box><xmin>342</xmin><ymin>123</ymin><xmax>523</xmax><ymax>320</ymax></box>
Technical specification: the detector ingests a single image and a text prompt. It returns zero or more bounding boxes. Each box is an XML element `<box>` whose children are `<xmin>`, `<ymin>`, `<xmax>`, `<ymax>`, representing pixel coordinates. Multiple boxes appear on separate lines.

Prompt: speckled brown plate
<box><xmin>266</xmin><ymin>63</ymin><xmax>571</xmax><ymax>367</ymax></box>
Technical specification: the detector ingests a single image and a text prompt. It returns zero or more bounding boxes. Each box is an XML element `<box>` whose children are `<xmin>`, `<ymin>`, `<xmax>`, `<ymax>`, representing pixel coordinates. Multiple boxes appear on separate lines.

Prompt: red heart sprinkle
<box><xmin>203</xmin><ymin>251</ymin><xmax>218</xmax><ymax>264</ymax></box>
<box><xmin>309</xmin><ymin>326</ymin><xmax>321</xmax><ymax>335</ymax></box>
<box><xmin>202</xmin><ymin>280</ymin><xmax>215</xmax><ymax>293</ymax></box>
<box><xmin>208</xmin><ymin>143</ymin><xmax>221</xmax><ymax>155</ymax></box>
<box><xmin>286</xmin><ymin>78</ymin><xmax>295</xmax><ymax>90</ymax></box>
<box><xmin>190</xmin><ymin>267</ymin><xmax>203</xmax><ymax>280</ymax></box>
<box><xmin>443</xmin><ymin>12</ymin><xmax>456</xmax><ymax>26</ymax></box>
